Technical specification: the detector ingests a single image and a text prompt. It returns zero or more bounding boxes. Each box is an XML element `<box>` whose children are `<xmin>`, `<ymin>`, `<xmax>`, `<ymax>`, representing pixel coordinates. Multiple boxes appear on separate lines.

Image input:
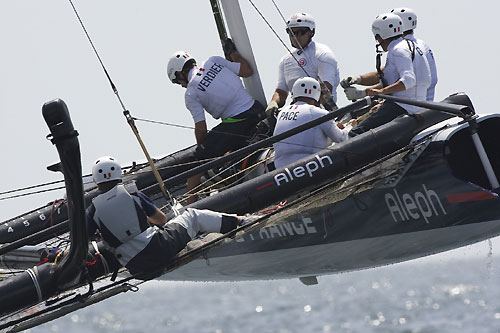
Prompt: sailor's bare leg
<box><xmin>186</xmin><ymin>173</ymin><xmax>202</xmax><ymax>204</ymax></box>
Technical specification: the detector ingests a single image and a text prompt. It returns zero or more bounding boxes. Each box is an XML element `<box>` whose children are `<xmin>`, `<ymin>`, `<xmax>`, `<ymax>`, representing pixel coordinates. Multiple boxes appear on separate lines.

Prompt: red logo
<box><xmin>299</xmin><ymin>58</ymin><xmax>307</xmax><ymax>67</ymax></box>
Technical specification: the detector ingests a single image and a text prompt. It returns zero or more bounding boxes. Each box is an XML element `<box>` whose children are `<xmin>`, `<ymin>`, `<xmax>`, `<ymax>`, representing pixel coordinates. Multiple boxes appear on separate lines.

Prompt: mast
<box><xmin>218</xmin><ymin>0</ymin><xmax>267</xmax><ymax>106</ymax></box>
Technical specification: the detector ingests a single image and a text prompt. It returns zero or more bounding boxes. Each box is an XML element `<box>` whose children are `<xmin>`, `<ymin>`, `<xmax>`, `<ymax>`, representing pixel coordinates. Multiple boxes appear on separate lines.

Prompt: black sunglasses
<box><xmin>286</xmin><ymin>28</ymin><xmax>310</xmax><ymax>36</ymax></box>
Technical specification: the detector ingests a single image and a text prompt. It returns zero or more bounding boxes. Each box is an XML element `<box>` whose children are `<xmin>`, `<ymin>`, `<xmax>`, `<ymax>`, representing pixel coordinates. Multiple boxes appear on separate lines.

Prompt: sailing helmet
<box><xmin>287</xmin><ymin>13</ymin><xmax>315</xmax><ymax>31</ymax></box>
<box><xmin>371</xmin><ymin>13</ymin><xmax>403</xmax><ymax>40</ymax></box>
<box><xmin>167</xmin><ymin>51</ymin><xmax>195</xmax><ymax>83</ymax></box>
<box><xmin>92</xmin><ymin>156</ymin><xmax>122</xmax><ymax>184</ymax></box>
<box><xmin>390</xmin><ymin>8</ymin><xmax>417</xmax><ymax>32</ymax></box>
<box><xmin>291</xmin><ymin>77</ymin><xmax>321</xmax><ymax>102</ymax></box>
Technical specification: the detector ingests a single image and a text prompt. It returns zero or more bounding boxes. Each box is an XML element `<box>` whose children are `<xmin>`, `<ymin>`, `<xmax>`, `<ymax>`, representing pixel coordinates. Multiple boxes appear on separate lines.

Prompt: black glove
<box><xmin>223</xmin><ymin>38</ymin><xmax>238</xmax><ymax>59</ymax></box>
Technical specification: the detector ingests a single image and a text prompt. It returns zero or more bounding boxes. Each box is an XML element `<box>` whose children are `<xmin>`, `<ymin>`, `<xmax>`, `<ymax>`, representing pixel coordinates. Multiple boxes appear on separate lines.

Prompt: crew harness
<box><xmin>92</xmin><ymin>184</ymin><xmax>156</xmax><ymax>266</ymax></box>
<box><xmin>376</xmin><ymin>38</ymin><xmax>421</xmax><ymax>88</ymax></box>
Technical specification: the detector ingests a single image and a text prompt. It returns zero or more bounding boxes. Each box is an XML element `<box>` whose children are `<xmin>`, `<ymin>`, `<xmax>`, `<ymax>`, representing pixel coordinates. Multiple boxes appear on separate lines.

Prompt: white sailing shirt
<box><xmin>383</xmin><ymin>37</ymin><xmax>431</xmax><ymax>113</ymax></box>
<box><xmin>406</xmin><ymin>34</ymin><xmax>438</xmax><ymax>101</ymax></box>
<box><xmin>185</xmin><ymin>56</ymin><xmax>255</xmax><ymax>123</ymax></box>
<box><xmin>273</xmin><ymin>101</ymin><xmax>348</xmax><ymax>169</ymax></box>
<box><xmin>276</xmin><ymin>41</ymin><xmax>340</xmax><ymax>102</ymax></box>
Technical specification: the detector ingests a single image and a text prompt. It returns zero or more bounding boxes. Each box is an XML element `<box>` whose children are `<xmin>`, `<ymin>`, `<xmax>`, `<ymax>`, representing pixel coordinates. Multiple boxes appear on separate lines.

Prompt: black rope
<box><xmin>0</xmin><ymin>186</ymin><xmax>67</xmax><ymax>201</ymax></box>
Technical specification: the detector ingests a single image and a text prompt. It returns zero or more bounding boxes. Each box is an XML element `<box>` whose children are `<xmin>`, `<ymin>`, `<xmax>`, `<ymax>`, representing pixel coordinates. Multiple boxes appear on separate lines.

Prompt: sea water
<box><xmin>30</xmin><ymin>247</ymin><xmax>500</xmax><ymax>333</ymax></box>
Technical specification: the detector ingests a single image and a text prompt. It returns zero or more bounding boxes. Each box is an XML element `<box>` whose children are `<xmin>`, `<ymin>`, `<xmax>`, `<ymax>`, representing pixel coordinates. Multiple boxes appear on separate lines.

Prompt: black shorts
<box><xmin>349</xmin><ymin>101</ymin><xmax>407</xmax><ymax>137</ymax></box>
<box><xmin>195</xmin><ymin>101</ymin><xmax>264</xmax><ymax>160</ymax></box>
<box><xmin>125</xmin><ymin>223</ymin><xmax>191</xmax><ymax>277</ymax></box>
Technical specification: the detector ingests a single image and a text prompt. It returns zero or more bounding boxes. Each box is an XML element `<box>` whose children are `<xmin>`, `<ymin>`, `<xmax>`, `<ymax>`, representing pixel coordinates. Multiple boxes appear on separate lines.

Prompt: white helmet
<box><xmin>92</xmin><ymin>156</ymin><xmax>122</xmax><ymax>185</ymax></box>
<box><xmin>391</xmin><ymin>8</ymin><xmax>417</xmax><ymax>32</ymax></box>
<box><xmin>166</xmin><ymin>51</ymin><xmax>194</xmax><ymax>83</ymax></box>
<box><xmin>287</xmin><ymin>13</ymin><xmax>315</xmax><ymax>31</ymax></box>
<box><xmin>291</xmin><ymin>77</ymin><xmax>321</xmax><ymax>102</ymax></box>
<box><xmin>372</xmin><ymin>13</ymin><xmax>403</xmax><ymax>40</ymax></box>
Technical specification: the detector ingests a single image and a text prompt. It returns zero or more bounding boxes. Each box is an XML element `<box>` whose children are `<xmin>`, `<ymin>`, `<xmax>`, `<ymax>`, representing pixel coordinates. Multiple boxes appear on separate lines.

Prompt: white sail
<box><xmin>219</xmin><ymin>0</ymin><xmax>267</xmax><ymax>106</ymax></box>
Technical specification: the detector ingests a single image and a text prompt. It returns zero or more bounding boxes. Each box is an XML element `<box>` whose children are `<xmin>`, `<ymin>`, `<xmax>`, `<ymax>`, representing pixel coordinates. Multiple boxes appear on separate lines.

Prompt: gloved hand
<box><xmin>344</xmin><ymin>87</ymin><xmax>367</xmax><ymax>101</ymax></box>
<box><xmin>223</xmin><ymin>38</ymin><xmax>238</xmax><ymax>59</ymax></box>
<box><xmin>340</xmin><ymin>75</ymin><xmax>361</xmax><ymax>89</ymax></box>
<box><xmin>265</xmin><ymin>100</ymin><xmax>279</xmax><ymax>118</ymax></box>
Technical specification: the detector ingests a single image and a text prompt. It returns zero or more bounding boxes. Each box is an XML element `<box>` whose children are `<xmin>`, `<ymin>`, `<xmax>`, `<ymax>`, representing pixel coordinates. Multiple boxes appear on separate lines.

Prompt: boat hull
<box><xmin>163</xmin><ymin>117</ymin><xmax>500</xmax><ymax>281</ymax></box>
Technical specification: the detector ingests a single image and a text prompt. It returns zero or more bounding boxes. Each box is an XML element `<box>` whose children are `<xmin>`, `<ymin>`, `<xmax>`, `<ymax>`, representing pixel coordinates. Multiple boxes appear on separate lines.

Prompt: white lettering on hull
<box><xmin>236</xmin><ymin>217</ymin><xmax>318</xmax><ymax>242</ymax></box>
<box><xmin>274</xmin><ymin>155</ymin><xmax>333</xmax><ymax>186</ymax></box>
<box><xmin>385</xmin><ymin>184</ymin><xmax>447</xmax><ymax>223</ymax></box>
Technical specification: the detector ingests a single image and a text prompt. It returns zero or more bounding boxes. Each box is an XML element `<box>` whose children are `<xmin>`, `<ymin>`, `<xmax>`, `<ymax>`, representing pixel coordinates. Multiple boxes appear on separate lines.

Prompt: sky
<box><xmin>0</xmin><ymin>0</ymin><xmax>499</xmax><ymax>259</ymax></box>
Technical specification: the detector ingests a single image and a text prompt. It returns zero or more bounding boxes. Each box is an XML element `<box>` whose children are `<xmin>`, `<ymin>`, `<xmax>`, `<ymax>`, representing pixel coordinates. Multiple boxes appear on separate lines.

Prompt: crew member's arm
<box><xmin>317</xmin><ymin>50</ymin><xmax>339</xmax><ymax>104</ymax></box>
<box><xmin>270</xmin><ymin>59</ymin><xmax>289</xmax><ymax>109</ymax></box>
<box><xmin>85</xmin><ymin>205</ymin><xmax>98</xmax><ymax>236</ymax></box>
<box><xmin>185</xmin><ymin>92</ymin><xmax>207</xmax><ymax>145</ymax></box>
<box><xmin>359</xmin><ymin>72</ymin><xmax>381</xmax><ymax>86</ymax></box>
<box><xmin>366</xmin><ymin>80</ymin><xmax>406</xmax><ymax>96</ymax></box>
<box><xmin>228</xmin><ymin>52</ymin><xmax>253</xmax><ymax>78</ymax></box>
<box><xmin>341</xmin><ymin>72</ymin><xmax>380</xmax><ymax>88</ymax></box>
<box><xmin>148</xmin><ymin>208</ymin><xmax>167</xmax><ymax>226</ymax></box>
<box><xmin>367</xmin><ymin>50</ymin><xmax>416</xmax><ymax>96</ymax></box>
<box><xmin>194</xmin><ymin>120</ymin><xmax>208</xmax><ymax>145</ymax></box>
<box><xmin>136</xmin><ymin>191</ymin><xmax>167</xmax><ymax>226</ymax></box>
<box><xmin>270</xmin><ymin>89</ymin><xmax>288</xmax><ymax>109</ymax></box>
<box><xmin>319</xmin><ymin>81</ymin><xmax>333</xmax><ymax>106</ymax></box>
<box><xmin>223</xmin><ymin>38</ymin><xmax>253</xmax><ymax>78</ymax></box>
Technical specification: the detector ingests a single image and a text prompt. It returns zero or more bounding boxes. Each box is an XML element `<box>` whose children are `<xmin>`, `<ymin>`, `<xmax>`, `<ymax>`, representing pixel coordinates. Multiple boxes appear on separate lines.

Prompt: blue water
<box><xmin>29</xmin><ymin>252</ymin><xmax>500</xmax><ymax>333</ymax></box>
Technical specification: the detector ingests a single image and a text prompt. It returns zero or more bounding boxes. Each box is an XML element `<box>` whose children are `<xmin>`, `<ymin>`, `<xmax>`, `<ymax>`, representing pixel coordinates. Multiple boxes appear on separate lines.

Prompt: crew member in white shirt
<box><xmin>391</xmin><ymin>7</ymin><xmax>437</xmax><ymax>101</ymax></box>
<box><xmin>167</xmin><ymin>41</ymin><xmax>264</xmax><ymax>203</ymax></box>
<box><xmin>266</xmin><ymin>12</ymin><xmax>340</xmax><ymax>116</ymax></box>
<box><xmin>273</xmin><ymin>77</ymin><xmax>353</xmax><ymax>169</ymax></box>
<box><xmin>340</xmin><ymin>13</ymin><xmax>431</xmax><ymax>136</ymax></box>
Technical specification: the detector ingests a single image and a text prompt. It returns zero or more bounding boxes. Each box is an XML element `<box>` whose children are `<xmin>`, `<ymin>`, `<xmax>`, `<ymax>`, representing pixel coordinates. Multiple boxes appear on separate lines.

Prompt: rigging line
<box><xmin>67</xmin><ymin>0</ymin><xmax>124</xmax><ymax>108</ymax></box>
<box><xmin>0</xmin><ymin>179</ymin><xmax>94</xmax><ymax>201</ymax></box>
<box><xmin>67</xmin><ymin>0</ymin><xmax>172</xmax><ymax>205</ymax></box>
<box><xmin>270</xmin><ymin>0</ymin><xmax>337</xmax><ymax>110</ymax></box>
<box><xmin>0</xmin><ymin>163</ymin><xmax>139</xmax><ymax>198</ymax></box>
<box><xmin>0</xmin><ymin>180</ymin><xmax>64</xmax><ymax>196</ymax></box>
<box><xmin>133</xmin><ymin>117</ymin><xmax>254</xmax><ymax>140</ymax></box>
<box><xmin>134</xmin><ymin>116</ymin><xmax>349</xmax><ymax>152</ymax></box>
<box><xmin>180</xmin><ymin>152</ymin><xmax>272</xmax><ymax>204</ymax></box>
<box><xmin>0</xmin><ymin>186</ymin><xmax>67</xmax><ymax>201</ymax></box>
<box><xmin>179</xmin><ymin>150</ymin><xmax>259</xmax><ymax>203</ymax></box>
<box><xmin>246</xmin><ymin>0</ymin><xmax>308</xmax><ymax>77</ymax></box>
<box><xmin>203</xmin><ymin>154</ymin><xmax>272</xmax><ymax>194</ymax></box>
<box><xmin>247</xmin><ymin>0</ymin><xmax>337</xmax><ymax>110</ymax></box>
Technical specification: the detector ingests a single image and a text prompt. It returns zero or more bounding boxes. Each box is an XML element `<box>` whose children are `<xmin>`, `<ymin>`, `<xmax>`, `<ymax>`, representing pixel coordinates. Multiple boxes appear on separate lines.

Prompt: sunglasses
<box><xmin>286</xmin><ymin>28</ymin><xmax>310</xmax><ymax>36</ymax></box>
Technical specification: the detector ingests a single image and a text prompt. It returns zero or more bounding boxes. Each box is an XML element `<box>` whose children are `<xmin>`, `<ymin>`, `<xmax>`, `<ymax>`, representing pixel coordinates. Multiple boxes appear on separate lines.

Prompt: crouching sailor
<box><xmin>273</xmin><ymin>77</ymin><xmax>355</xmax><ymax>169</ymax></box>
<box><xmin>167</xmin><ymin>43</ymin><xmax>265</xmax><ymax>204</ymax></box>
<box><xmin>86</xmin><ymin>156</ymin><xmax>245</xmax><ymax>276</ymax></box>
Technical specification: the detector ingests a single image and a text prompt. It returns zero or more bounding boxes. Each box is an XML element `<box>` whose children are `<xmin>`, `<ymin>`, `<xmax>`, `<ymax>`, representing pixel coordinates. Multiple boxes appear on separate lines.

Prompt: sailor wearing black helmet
<box><xmin>86</xmin><ymin>156</ymin><xmax>245</xmax><ymax>276</ymax></box>
<box><xmin>167</xmin><ymin>44</ymin><xmax>264</xmax><ymax>203</ymax></box>
<box><xmin>341</xmin><ymin>12</ymin><xmax>431</xmax><ymax>136</ymax></box>
<box><xmin>273</xmin><ymin>77</ymin><xmax>353</xmax><ymax>169</ymax></box>
<box><xmin>266</xmin><ymin>12</ymin><xmax>340</xmax><ymax>117</ymax></box>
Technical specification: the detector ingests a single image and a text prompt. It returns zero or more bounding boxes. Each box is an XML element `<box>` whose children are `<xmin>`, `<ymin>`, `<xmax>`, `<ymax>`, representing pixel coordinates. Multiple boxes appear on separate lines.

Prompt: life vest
<box><xmin>92</xmin><ymin>184</ymin><xmax>155</xmax><ymax>265</ymax></box>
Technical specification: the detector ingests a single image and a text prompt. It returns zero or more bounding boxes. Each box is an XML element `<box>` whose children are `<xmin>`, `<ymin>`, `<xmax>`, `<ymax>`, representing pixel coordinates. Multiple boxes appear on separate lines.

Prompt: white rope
<box><xmin>26</xmin><ymin>267</ymin><xmax>43</xmax><ymax>302</ymax></box>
